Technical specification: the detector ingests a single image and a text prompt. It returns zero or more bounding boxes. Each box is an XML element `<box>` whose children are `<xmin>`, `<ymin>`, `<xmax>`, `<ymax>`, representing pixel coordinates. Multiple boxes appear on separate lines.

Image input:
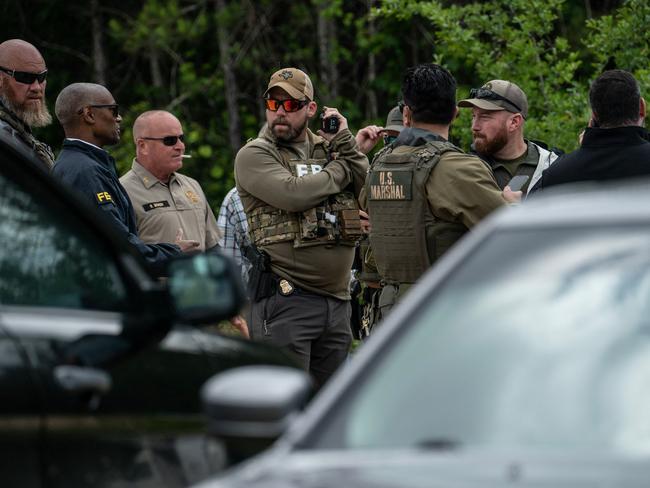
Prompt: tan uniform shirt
<box><xmin>120</xmin><ymin>160</ymin><xmax>220</xmax><ymax>251</ymax></box>
<box><xmin>235</xmin><ymin>127</ymin><xmax>369</xmax><ymax>299</ymax></box>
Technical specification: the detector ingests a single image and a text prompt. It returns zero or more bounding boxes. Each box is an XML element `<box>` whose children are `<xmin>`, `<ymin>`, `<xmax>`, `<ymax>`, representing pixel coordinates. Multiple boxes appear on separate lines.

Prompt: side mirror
<box><xmin>167</xmin><ymin>253</ymin><xmax>246</xmax><ymax>325</ymax></box>
<box><xmin>201</xmin><ymin>365</ymin><xmax>312</xmax><ymax>462</ymax></box>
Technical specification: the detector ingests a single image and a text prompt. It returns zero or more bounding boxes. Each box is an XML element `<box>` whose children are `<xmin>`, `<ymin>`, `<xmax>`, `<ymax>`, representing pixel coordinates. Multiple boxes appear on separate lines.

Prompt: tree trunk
<box><xmin>317</xmin><ymin>7</ymin><xmax>330</xmax><ymax>100</ymax></box>
<box><xmin>317</xmin><ymin>2</ymin><xmax>339</xmax><ymax>102</ymax></box>
<box><xmin>90</xmin><ymin>0</ymin><xmax>107</xmax><ymax>85</ymax></box>
<box><xmin>366</xmin><ymin>0</ymin><xmax>378</xmax><ymax>120</ymax></box>
<box><xmin>329</xmin><ymin>17</ymin><xmax>339</xmax><ymax>101</ymax></box>
<box><xmin>216</xmin><ymin>0</ymin><xmax>242</xmax><ymax>153</ymax></box>
<box><xmin>148</xmin><ymin>45</ymin><xmax>163</xmax><ymax>90</ymax></box>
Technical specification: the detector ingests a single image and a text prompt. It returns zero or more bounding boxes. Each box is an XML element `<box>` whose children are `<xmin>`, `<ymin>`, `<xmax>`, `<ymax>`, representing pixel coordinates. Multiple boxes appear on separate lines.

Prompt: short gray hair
<box><xmin>55</xmin><ymin>83</ymin><xmax>110</xmax><ymax>128</ymax></box>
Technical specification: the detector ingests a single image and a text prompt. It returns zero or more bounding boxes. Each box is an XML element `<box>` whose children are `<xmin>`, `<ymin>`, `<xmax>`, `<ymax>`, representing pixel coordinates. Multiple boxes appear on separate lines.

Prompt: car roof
<box><xmin>498</xmin><ymin>178</ymin><xmax>650</xmax><ymax>228</ymax></box>
<box><xmin>285</xmin><ymin>177</ymin><xmax>650</xmax><ymax>450</ymax></box>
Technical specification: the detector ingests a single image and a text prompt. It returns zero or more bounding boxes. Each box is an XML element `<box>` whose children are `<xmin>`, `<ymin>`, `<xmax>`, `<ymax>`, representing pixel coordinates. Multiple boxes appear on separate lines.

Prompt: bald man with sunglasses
<box><xmin>52</xmin><ymin>84</ymin><xmax>199</xmax><ymax>276</ymax></box>
<box><xmin>235</xmin><ymin>67</ymin><xmax>368</xmax><ymax>387</ymax></box>
<box><xmin>121</xmin><ymin>110</ymin><xmax>219</xmax><ymax>253</ymax></box>
<box><xmin>0</xmin><ymin>39</ymin><xmax>55</xmax><ymax>170</ymax></box>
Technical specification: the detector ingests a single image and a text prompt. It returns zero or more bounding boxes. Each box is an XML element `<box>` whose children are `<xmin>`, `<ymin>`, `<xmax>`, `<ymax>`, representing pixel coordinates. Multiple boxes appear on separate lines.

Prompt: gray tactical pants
<box><xmin>250</xmin><ymin>285</ymin><xmax>352</xmax><ymax>389</ymax></box>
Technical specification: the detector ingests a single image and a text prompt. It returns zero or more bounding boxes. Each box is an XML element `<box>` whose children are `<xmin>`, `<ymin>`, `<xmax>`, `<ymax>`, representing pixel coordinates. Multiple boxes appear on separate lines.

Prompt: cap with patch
<box><xmin>264</xmin><ymin>68</ymin><xmax>314</xmax><ymax>101</ymax></box>
<box><xmin>458</xmin><ymin>80</ymin><xmax>528</xmax><ymax>119</ymax></box>
<box><xmin>384</xmin><ymin>106</ymin><xmax>404</xmax><ymax>132</ymax></box>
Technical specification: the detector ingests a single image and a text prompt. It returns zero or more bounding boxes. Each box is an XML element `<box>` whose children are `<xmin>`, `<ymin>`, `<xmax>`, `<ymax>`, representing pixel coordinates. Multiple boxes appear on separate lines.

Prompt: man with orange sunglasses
<box><xmin>235</xmin><ymin>67</ymin><xmax>368</xmax><ymax>388</ymax></box>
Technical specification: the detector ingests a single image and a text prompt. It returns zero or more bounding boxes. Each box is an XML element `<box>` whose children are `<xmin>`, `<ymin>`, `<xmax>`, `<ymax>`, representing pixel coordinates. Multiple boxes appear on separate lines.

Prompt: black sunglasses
<box><xmin>78</xmin><ymin>104</ymin><xmax>120</xmax><ymax>118</ymax></box>
<box><xmin>141</xmin><ymin>134</ymin><xmax>185</xmax><ymax>146</ymax></box>
<box><xmin>0</xmin><ymin>66</ymin><xmax>47</xmax><ymax>85</ymax></box>
<box><xmin>469</xmin><ymin>87</ymin><xmax>522</xmax><ymax>113</ymax></box>
<box><xmin>264</xmin><ymin>98</ymin><xmax>309</xmax><ymax>112</ymax></box>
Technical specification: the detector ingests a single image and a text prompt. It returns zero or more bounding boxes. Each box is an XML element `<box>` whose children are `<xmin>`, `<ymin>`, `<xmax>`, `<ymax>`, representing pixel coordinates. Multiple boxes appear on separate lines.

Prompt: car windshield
<box><xmin>310</xmin><ymin>226</ymin><xmax>650</xmax><ymax>455</ymax></box>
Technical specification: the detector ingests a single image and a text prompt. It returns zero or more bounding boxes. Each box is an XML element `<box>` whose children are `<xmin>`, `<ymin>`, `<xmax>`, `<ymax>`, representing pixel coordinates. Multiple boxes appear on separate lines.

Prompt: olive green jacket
<box><xmin>0</xmin><ymin>100</ymin><xmax>54</xmax><ymax>170</ymax></box>
<box><xmin>235</xmin><ymin>125</ymin><xmax>368</xmax><ymax>299</ymax></box>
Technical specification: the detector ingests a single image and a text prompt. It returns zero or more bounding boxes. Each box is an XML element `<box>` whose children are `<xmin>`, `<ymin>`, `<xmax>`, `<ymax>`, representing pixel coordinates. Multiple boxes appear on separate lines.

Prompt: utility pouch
<box><xmin>242</xmin><ymin>245</ymin><xmax>275</xmax><ymax>302</ymax></box>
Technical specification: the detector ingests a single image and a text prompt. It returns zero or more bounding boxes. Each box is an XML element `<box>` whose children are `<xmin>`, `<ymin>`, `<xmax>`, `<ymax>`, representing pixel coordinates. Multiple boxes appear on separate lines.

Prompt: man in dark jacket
<box><xmin>51</xmin><ymin>83</ymin><xmax>198</xmax><ymax>274</ymax></box>
<box><xmin>530</xmin><ymin>69</ymin><xmax>650</xmax><ymax>194</ymax></box>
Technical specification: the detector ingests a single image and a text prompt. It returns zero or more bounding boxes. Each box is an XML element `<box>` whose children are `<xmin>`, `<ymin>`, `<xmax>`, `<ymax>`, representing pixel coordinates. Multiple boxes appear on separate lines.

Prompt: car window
<box><xmin>0</xmin><ymin>171</ymin><xmax>127</xmax><ymax>311</ymax></box>
<box><xmin>312</xmin><ymin>226</ymin><xmax>650</xmax><ymax>454</ymax></box>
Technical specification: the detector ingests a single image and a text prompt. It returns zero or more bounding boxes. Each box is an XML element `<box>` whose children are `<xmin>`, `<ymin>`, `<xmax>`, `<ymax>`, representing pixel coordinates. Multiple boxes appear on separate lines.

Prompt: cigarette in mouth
<box><xmin>182</xmin><ymin>154</ymin><xmax>192</xmax><ymax>159</ymax></box>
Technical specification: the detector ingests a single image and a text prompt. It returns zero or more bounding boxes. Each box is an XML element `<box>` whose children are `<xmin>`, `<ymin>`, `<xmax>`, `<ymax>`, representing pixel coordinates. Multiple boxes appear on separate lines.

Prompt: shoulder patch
<box><xmin>143</xmin><ymin>200</ymin><xmax>171</xmax><ymax>212</ymax></box>
<box><xmin>185</xmin><ymin>191</ymin><xmax>200</xmax><ymax>203</ymax></box>
<box><xmin>95</xmin><ymin>191</ymin><xmax>114</xmax><ymax>205</ymax></box>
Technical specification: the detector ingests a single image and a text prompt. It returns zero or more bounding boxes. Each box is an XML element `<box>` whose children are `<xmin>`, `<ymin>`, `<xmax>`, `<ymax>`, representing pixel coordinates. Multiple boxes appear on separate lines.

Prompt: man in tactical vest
<box><xmin>458</xmin><ymin>79</ymin><xmax>560</xmax><ymax>195</ymax></box>
<box><xmin>235</xmin><ymin>67</ymin><xmax>368</xmax><ymax>387</ymax></box>
<box><xmin>350</xmin><ymin>105</ymin><xmax>405</xmax><ymax>340</ymax></box>
<box><xmin>366</xmin><ymin>64</ymin><xmax>518</xmax><ymax>319</ymax></box>
<box><xmin>0</xmin><ymin>39</ymin><xmax>54</xmax><ymax>170</ymax></box>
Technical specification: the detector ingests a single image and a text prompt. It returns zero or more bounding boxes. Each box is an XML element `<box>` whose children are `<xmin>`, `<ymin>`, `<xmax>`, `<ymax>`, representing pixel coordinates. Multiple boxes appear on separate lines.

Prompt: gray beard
<box><xmin>0</xmin><ymin>92</ymin><xmax>52</xmax><ymax>128</ymax></box>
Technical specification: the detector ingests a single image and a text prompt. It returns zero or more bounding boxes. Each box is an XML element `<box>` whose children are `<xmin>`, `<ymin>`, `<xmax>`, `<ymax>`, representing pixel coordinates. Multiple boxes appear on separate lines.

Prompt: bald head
<box><xmin>0</xmin><ymin>39</ymin><xmax>44</xmax><ymax>68</ymax></box>
<box><xmin>133</xmin><ymin>110</ymin><xmax>180</xmax><ymax>142</ymax></box>
<box><xmin>133</xmin><ymin>110</ymin><xmax>185</xmax><ymax>182</ymax></box>
<box><xmin>55</xmin><ymin>83</ymin><xmax>112</xmax><ymax>129</ymax></box>
<box><xmin>0</xmin><ymin>39</ymin><xmax>50</xmax><ymax>128</ymax></box>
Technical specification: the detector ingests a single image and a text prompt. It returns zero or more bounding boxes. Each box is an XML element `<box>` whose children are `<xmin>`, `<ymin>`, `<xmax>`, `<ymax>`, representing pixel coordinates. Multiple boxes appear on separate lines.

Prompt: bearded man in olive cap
<box><xmin>235</xmin><ymin>67</ymin><xmax>368</xmax><ymax>388</ymax></box>
<box><xmin>458</xmin><ymin>79</ymin><xmax>560</xmax><ymax>194</ymax></box>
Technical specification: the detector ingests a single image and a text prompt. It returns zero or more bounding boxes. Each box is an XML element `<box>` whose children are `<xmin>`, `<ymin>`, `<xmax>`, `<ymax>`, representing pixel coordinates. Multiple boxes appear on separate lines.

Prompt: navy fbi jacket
<box><xmin>52</xmin><ymin>139</ymin><xmax>180</xmax><ymax>272</ymax></box>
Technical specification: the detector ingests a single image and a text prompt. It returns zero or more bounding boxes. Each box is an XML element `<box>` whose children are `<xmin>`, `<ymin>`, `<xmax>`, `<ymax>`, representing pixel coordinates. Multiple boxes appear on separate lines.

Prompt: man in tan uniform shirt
<box><xmin>120</xmin><ymin>110</ymin><xmax>218</xmax><ymax>252</ymax></box>
<box><xmin>236</xmin><ymin>67</ymin><xmax>368</xmax><ymax>387</ymax></box>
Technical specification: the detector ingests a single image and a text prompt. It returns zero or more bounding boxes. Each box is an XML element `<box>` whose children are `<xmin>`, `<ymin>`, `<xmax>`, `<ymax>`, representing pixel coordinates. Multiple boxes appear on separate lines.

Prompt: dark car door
<box><xmin>0</xmin><ymin>141</ymin><xmax>232</xmax><ymax>486</ymax></box>
<box><xmin>0</xmin><ymin>322</ymin><xmax>43</xmax><ymax>488</ymax></box>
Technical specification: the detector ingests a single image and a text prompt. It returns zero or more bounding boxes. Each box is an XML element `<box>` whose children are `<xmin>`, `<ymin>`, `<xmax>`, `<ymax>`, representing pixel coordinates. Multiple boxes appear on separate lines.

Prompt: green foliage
<box><xmin>584</xmin><ymin>0</ymin><xmax>650</xmax><ymax>112</ymax></box>
<box><xmin>377</xmin><ymin>0</ymin><xmax>586</xmax><ymax>152</ymax></box>
<box><xmin>0</xmin><ymin>0</ymin><xmax>646</xmax><ymax>212</ymax></box>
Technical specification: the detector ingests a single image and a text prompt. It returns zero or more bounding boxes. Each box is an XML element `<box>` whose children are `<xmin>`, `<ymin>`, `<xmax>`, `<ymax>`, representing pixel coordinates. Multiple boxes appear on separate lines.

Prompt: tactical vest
<box><xmin>247</xmin><ymin>139</ymin><xmax>363</xmax><ymax>248</ymax></box>
<box><xmin>0</xmin><ymin>104</ymin><xmax>55</xmax><ymax>170</ymax></box>
<box><xmin>367</xmin><ymin>140</ymin><xmax>467</xmax><ymax>284</ymax></box>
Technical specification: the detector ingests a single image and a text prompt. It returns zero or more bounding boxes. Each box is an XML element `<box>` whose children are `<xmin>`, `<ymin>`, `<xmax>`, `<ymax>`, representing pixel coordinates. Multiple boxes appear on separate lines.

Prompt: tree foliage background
<box><xmin>1</xmin><ymin>0</ymin><xmax>645</xmax><ymax>209</ymax></box>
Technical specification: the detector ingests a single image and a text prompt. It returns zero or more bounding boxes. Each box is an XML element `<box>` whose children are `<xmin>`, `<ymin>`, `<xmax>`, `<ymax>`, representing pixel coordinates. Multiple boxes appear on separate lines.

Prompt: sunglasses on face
<box><xmin>0</xmin><ymin>66</ymin><xmax>48</xmax><ymax>85</ymax></box>
<box><xmin>469</xmin><ymin>87</ymin><xmax>522</xmax><ymax>113</ymax></box>
<box><xmin>141</xmin><ymin>134</ymin><xmax>185</xmax><ymax>146</ymax></box>
<box><xmin>264</xmin><ymin>98</ymin><xmax>309</xmax><ymax>113</ymax></box>
<box><xmin>77</xmin><ymin>104</ymin><xmax>120</xmax><ymax>118</ymax></box>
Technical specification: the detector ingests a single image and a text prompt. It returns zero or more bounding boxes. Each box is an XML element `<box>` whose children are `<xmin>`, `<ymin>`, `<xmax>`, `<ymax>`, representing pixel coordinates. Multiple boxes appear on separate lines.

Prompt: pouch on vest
<box><xmin>247</xmin><ymin>139</ymin><xmax>362</xmax><ymax>249</ymax></box>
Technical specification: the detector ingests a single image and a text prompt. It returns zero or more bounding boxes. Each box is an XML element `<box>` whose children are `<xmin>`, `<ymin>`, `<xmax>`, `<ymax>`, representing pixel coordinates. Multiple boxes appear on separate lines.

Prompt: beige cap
<box><xmin>384</xmin><ymin>106</ymin><xmax>404</xmax><ymax>132</ymax></box>
<box><xmin>458</xmin><ymin>80</ymin><xmax>528</xmax><ymax>119</ymax></box>
<box><xmin>263</xmin><ymin>67</ymin><xmax>314</xmax><ymax>101</ymax></box>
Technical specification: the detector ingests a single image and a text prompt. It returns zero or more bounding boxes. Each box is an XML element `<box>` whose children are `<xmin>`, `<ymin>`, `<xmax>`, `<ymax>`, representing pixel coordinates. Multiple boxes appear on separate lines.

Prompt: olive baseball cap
<box><xmin>458</xmin><ymin>80</ymin><xmax>528</xmax><ymax>119</ymax></box>
<box><xmin>264</xmin><ymin>67</ymin><xmax>314</xmax><ymax>101</ymax></box>
<box><xmin>384</xmin><ymin>106</ymin><xmax>404</xmax><ymax>132</ymax></box>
